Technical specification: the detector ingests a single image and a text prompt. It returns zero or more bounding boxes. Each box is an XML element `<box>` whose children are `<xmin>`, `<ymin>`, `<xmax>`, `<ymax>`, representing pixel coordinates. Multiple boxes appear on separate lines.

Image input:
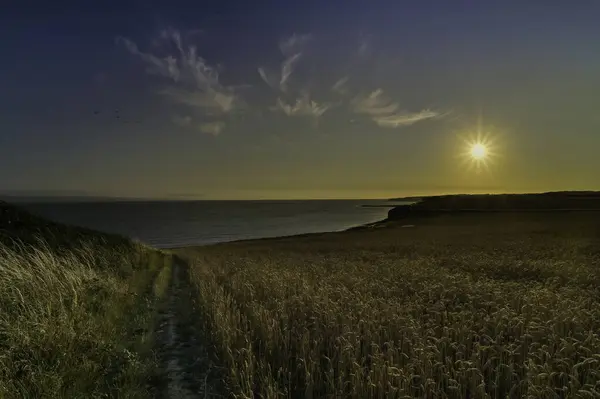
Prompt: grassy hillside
<box><xmin>403</xmin><ymin>191</ymin><xmax>600</xmax><ymax>209</ymax></box>
<box><xmin>387</xmin><ymin>191</ymin><xmax>600</xmax><ymax>221</ymax></box>
<box><xmin>0</xmin><ymin>201</ymin><xmax>172</xmax><ymax>398</ymax></box>
<box><xmin>177</xmin><ymin>212</ymin><xmax>600</xmax><ymax>398</ymax></box>
<box><xmin>0</xmin><ymin>200</ymin><xmax>132</xmax><ymax>251</ymax></box>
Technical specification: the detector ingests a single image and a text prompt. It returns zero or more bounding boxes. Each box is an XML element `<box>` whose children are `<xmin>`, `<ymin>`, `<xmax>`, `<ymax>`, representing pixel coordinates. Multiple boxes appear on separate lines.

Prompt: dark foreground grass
<box><xmin>178</xmin><ymin>212</ymin><xmax>600</xmax><ymax>398</ymax></box>
<box><xmin>0</xmin><ymin>201</ymin><xmax>173</xmax><ymax>398</ymax></box>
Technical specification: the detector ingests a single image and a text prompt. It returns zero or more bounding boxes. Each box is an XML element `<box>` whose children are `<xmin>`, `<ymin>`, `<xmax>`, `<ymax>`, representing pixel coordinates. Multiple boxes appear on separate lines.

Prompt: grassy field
<box><xmin>177</xmin><ymin>212</ymin><xmax>600</xmax><ymax>398</ymax></box>
<box><xmin>387</xmin><ymin>192</ymin><xmax>600</xmax><ymax>220</ymax></box>
<box><xmin>0</xmin><ymin>201</ymin><xmax>173</xmax><ymax>398</ymax></box>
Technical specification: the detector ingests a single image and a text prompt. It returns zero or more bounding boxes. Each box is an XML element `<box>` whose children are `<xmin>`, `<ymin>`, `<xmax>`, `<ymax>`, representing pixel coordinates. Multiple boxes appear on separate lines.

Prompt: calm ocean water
<box><xmin>22</xmin><ymin>200</ymin><xmax>403</xmax><ymax>248</ymax></box>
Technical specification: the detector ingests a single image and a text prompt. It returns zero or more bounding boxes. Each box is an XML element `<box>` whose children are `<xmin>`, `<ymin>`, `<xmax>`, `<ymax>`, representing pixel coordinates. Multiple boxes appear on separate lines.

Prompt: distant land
<box><xmin>388</xmin><ymin>190</ymin><xmax>600</xmax><ymax>202</ymax></box>
<box><xmin>0</xmin><ymin>190</ymin><xmax>193</xmax><ymax>203</ymax></box>
<box><xmin>0</xmin><ymin>193</ymin><xmax>143</xmax><ymax>203</ymax></box>
<box><xmin>384</xmin><ymin>190</ymin><xmax>600</xmax><ymax>223</ymax></box>
<box><xmin>4</xmin><ymin>190</ymin><xmax>600</xmax><ymax>204</ymax></box>
<box><xmin>387</xmin><ymin>196</ymin><xmax>424</xmax><ymax>202</ymax></box>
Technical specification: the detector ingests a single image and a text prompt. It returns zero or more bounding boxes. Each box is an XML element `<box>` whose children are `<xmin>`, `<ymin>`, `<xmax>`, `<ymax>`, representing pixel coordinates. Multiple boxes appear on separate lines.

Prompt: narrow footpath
<box><xmin>155</xmin><ymin>259</ymin><xmax>219</xmax><ymax>398</ymax></box>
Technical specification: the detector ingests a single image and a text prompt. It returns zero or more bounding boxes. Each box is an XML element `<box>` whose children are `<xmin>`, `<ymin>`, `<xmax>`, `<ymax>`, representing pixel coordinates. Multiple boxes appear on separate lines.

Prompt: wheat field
<box><xmin>180</xmin><ymin>212</ymin><xmax>600</xmax><ymax>398</ymax></box>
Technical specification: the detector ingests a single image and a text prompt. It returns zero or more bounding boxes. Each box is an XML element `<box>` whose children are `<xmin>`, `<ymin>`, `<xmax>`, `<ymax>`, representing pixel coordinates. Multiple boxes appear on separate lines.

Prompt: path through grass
<box><xmin>0</xmin><ymin>202</ymin><xmax>173</xmax><ymax>397</ymax></box>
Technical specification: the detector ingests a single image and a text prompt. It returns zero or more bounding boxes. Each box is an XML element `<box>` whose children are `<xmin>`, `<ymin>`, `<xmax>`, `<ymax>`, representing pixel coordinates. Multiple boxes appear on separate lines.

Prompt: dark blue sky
<box><xmin>2</xmin><ymin>1</ymin><xmax>600</xmax><ymax>199</ymax></box>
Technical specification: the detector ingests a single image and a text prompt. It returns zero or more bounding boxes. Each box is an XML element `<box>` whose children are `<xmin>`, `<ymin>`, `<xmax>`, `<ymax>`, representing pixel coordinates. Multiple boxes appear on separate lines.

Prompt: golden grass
<box><xmin>0</xmin><ymin>234</ymin><xmax>173</xmax><ymax>398</ymax></box>
<box><xmin>181</xmin><ymin>213</ymin><xmax>600</xmax><ymax>398</ymax></box>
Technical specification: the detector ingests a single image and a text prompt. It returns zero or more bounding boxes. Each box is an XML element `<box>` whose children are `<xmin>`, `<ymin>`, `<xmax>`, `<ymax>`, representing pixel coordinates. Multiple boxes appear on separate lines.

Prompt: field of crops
<box><xmin>180</xmin><ymin>212</ymin><xmax>600</xmax><ymax>398</ymax></box>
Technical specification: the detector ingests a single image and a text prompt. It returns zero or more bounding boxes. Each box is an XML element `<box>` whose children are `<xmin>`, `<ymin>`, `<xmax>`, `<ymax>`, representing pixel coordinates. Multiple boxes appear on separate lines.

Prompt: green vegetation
<box><xmin>0</xmin><ymin>201</ymin><xmax>172</xmax><ymax>398</ymax></box>
<box><xmin>390</xmin><ymin>191</ymin><xmax>600</xmax><ymax>213</ymax></box>
<box><xmin>4</xmin><ymin>195</ymin><xmax>600</xmax><ymax>398</ymax></box>
<box><xmin>179</xmin><ymin>212</ymin><xmax>600</xmax><ymax>398</ymax></box>
<box><xmin>386</xmin><ymin>191</ymin><xmax>600</xmax><ymax>222</ymax></box>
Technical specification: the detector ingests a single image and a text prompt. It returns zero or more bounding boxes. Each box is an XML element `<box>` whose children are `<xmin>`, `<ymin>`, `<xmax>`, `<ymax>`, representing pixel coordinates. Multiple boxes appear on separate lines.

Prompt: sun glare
<box><xmin>457</xmin><ymin>125</ymin><xmax>500</xmax><ymax>175</ymax></box>
<box><xmin>470</xmin><ymin>143</ymin><xmax>487</xmax><ymax>160</ymax></box>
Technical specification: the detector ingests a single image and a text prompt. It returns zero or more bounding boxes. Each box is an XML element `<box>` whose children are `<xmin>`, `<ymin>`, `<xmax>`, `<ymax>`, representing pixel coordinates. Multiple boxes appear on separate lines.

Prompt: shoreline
<box><xmin>169</xmin><ymin>191</ymin><xmax>600</xmax><ymax>250</ymax></box>
<box><xmin>166</xmin><ymin>218</ymin><xmax>389</xmax><ymax>250</ymax></box>
<box><xmin>4</xmin><ymin>193</ymin><xmax>600</xmax><ymax>397</ymax></box>
<box><xmin>15</xmin><ymin>191</ymin><xmax>600</xmax><ymax>251</ymax></box>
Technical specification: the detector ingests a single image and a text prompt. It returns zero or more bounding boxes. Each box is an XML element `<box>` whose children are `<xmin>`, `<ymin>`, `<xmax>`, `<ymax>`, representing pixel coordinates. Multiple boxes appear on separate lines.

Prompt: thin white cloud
<box><xmin>159</xmin><ymin>87</ymin><xmax>236</xmax><ymax>114</ymax></box>
<box><xmin>279</xmin><ymin>52</ymin><xmax>302</xmax><ymax>92</ymax></box>
<box><xmin>257</xmin><ymin>67</ymin><xmax>278</xmax><ymax>89</ymax></box>
<box><xmin>199</xmin><ymin>121</ymin><xmax>225</xmax><ymax>136</ymax></box>
<box><xmin>260</xmin><ymin>34</ymin><xmax>332</xmax><ymax>120</ymax></box>
<box><xmin>258</xmin><ymin>33</ymin><xmax>311</xmax><ymax>93</ymax></box>
<box><xmin>279</xmin><ymin>34</ymin><xmax>311</xmax><ymax>56</ymax></box>
<box><xmin>352</xmin><ymin>89</ymin><xmax>439</xmax><ymax>128</ymax></box>
<box><xmin>172</xmin><ymin>114</ymin><xmax>226</xmax><ymax>135</ymax></box>
<box><xmin>357</xmin><ymin>34</ymin><xmax>372</xmax><ymax>57</ymax></box>
<box><xmin>118</xmin><ymin>37</ymin><xmax>178</xmax><ymax>80</ymax></box>
<box><xmin>352</xmin><ymin>89</ymin><xmax>398</xmax><ymax>115</ymax></box>
<box><xmin>172</xmin><ymin>115</ymin><xmax>192</xmax><ymax>127</ymax></box>
<box><xmin>117</xmin><ymin>29</ymin><xmax>242</xmax><ymax>116</ymax></box>
<box><xmin>120</xmin><ymin>30</ymin><xmax>441</xmax><ymax>133</ymax></box>
<box><xmin>372</xmin><ymin>110</ymin><xmax>440</xmax><ymax>128</ymax></box>
<box><xmin>271</xmin><ymin>93</ymin><xmax>331</xmax><ymax>118</ymax></box>
<box><xmin>331</xmin><ymin>76</ymin><xmax>349</xmax><ymax>95</ymax></box>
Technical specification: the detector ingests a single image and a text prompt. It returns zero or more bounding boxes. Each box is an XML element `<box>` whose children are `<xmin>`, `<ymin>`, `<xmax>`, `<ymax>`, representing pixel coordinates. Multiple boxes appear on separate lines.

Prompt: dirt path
<box><xmin>155</xmin><ymin>259</ymin><xmax>218</xmax><ymax>398</ymax></box>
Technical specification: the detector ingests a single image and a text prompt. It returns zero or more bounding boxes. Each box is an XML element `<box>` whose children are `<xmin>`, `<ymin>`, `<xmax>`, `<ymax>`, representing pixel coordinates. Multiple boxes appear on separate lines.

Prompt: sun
<box><xmin>455</xmin><ymin>112</ymin><xmax>502</xmax><ymax>175</ymax></box>
<box><xmin>470</xmin><ymin>143</ymin><xmax>487</xmax><ymax>160</ymax></box>
<box><xmin>457</xmin><ymin>130</ymin><xmax>500</xmax><ymax>175</ymax></box>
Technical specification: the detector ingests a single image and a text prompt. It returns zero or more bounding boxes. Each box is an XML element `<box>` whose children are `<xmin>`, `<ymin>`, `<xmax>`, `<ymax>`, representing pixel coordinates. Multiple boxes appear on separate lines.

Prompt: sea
<box><xmin>21</xmin><ymin>200</ymin><xmax>406</xmax><ymax>248</ymax></box>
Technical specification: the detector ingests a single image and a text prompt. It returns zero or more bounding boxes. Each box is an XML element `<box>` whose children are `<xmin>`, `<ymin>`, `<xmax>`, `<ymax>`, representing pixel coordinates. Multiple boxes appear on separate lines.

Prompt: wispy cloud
<box><xmin>120</xmin><ymin>29</ymin><xmax>442</xmax><ymax>133</ymax></box>
<box><xmin>271</xmin><ymin>93</ymin><xmax>331</xmax><ymax>118</ymax></box>
<box><xmin>260</xmin><ymin>34</ymin><xmax>333</xmax><ymax>119</ymax></box>
<box><xmin>159</xmin><ymin>87</ymin><xmax>236</xmax><ymax>114</ymax></box>
<box><xmin>351</xmin><ymin>89</ymin><xmax>439</xmax><ymax>128</ymax></box>
<box><xmin>279</xmin><ymin>34</ymin><xmax>311</xmax><ymax>55</ymax></box>
<box><xmin>199</xmin><ymin>121</ymin><xmax>225</xmax><ymax>136</ymax></box>
<box><xmin>357</xmin><ymin>34</ymin><xmax>371</xmax><ymax>57</ymax></box>
<box><xmin>352</xmin><ymin>89</ymin><xmax>398</xmax><ymax>115</ymax></box>
<box><xmin>117</xmin><ymin>31</ymin><xmax>240</xmax><ymax>113</ymax></box>
<box><xmin>257</xmin><ymin>67</ymin><xmax>278</xmax><ymax>89</ymax></box>
<box><xmin>172</xmin><ymin>115</ymin><xmax>192</xmax><ymax>127</ymax></box>
<box><xmin>279</xmin><ymin>52</ymin><xmax>302</xmax><ymax>92</ymax></box>
<box><xmin>331</xmin><ymin>76</ymin><xmax>349</xmax><ymax>95</ymax></box>
<box><xmin>258</xmin><ymin>33</ymin><xmax>311</xmax><ymax>93</ymax></box>
<box><xmin>117</xmin><ymin>28</ymin><xmax>243</xmax><ymax>133</ymax></box>
<box><xmin>172</xmin><ymin>114</ymin><xmax>225</xmax><ymax>136</ymax></box>
<box><xmin>372</xmin><ymin>110</ymin><xmax>440</xmax><ymax>127</ymax></box>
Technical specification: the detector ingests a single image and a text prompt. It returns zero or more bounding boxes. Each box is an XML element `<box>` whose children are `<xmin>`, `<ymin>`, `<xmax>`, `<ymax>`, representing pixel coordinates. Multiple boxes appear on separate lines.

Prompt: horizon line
<box><xmin>2</xmin><ymin>189</ymin><xmax>600</xmax><ymax>203</ymax></box>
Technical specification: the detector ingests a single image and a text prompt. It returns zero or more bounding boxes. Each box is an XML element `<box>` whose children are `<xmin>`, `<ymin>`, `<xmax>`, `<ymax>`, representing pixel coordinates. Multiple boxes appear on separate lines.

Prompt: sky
<box><xmin>1</xmin><ymin>0</ymin><xmax>600</xmax><ymax>200</ymax></box>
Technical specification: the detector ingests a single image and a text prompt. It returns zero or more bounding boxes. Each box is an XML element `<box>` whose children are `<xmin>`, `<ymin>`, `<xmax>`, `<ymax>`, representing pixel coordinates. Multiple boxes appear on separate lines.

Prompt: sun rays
<box><xmin>470</xmin><ymin>143</ymin><xmax>487</xmax><ymax>160</ymax></box>
<box><xmin>456</xmin><ymin>116</ymin><xmax>501</xmax><ymax>175</ymax></box>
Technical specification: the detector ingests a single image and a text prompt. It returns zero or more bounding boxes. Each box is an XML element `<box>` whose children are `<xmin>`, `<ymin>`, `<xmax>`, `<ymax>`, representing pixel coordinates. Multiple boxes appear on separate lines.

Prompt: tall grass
<box><xmin>184</xmin><ymin>213</ymin><xmax>600</xmax><ymax>398</ymax></box>
<box><xmin>0</xmin><ymin>234</ymin><xmax>173</xmax><ymax>398</ymax></box>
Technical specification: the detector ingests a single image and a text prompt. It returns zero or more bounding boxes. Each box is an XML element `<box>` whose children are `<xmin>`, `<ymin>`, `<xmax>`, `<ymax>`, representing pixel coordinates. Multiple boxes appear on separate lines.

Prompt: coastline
<box><xmin>172</xmin><ymin>191</ymin><xmax>600</xmax><ymax>249</ymax></box>
<box><xmin>171</xmin><ymin>196</ymin><xmax>600</xmax><ymax>397</ymax></box>
<box><xmin>5</xmin><ymin>192</ymin><xmax>600</xmax><ymax>397</ymax></box>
